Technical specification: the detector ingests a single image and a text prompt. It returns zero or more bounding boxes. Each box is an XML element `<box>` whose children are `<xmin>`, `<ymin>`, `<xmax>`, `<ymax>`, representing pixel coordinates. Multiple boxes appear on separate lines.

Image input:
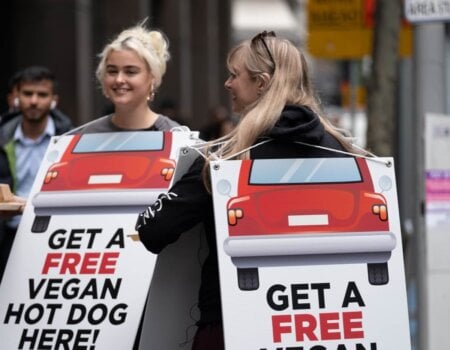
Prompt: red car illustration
<box><xmin>219</xmin><ymin>157</ymin><xmax>396</xmax><ymax>290</ymax></box>
<box><xmin>31</xmin><ymin>131</ymin><xmax>176</xmax><ymax>233</ymax></box>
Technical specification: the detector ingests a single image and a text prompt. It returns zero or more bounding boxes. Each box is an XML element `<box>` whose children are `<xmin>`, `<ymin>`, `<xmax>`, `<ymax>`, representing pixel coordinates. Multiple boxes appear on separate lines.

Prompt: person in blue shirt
<box><xmin>0</xmin><ymin>65</ymin><xmax>72</xmax><ymax>283</ymax></box>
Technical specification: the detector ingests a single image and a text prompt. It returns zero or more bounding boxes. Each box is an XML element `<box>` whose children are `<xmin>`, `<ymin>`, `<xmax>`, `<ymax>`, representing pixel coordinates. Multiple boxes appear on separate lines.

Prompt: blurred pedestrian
<box><xmin>1</xmin><ymin>69</ymin><xmax>72</xmax><ymax>127</ymax></box>
<box><xmin>0</xmin><ymin>65</ymin><xmax>72</xmax><ymax>283</ymax></box>
<box><xmin>0</xmin><ymin>70</ymin><xmax>22</xmax><ymax>125</ymax></box>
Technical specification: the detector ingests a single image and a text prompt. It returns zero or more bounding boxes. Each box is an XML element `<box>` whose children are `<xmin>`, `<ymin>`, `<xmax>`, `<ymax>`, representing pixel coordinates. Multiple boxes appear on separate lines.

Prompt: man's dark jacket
<box><xmin>0</xmin><ymin>111</ymin><xmax>72</xmax><ymax>281</ymax></box>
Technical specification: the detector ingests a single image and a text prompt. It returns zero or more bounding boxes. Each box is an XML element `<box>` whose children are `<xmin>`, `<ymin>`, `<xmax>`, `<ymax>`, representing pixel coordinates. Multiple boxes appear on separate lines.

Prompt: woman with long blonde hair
<box><xmin>137</xmin><ymin>31</ymin><xmax>360</xmax><ymax>349</ymax></box>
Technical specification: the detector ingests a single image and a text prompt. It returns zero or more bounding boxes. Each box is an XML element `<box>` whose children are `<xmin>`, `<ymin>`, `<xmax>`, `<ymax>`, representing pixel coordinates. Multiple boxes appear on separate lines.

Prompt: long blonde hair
<box><xmin>206</xmin><ymin>34</ymin><xmax>356</xmax><ymax>162</ymax></box>
<box><xmin>201</xmin><ymin>33</ymin><xmax>362</xmax><ymax>189</ymax></box>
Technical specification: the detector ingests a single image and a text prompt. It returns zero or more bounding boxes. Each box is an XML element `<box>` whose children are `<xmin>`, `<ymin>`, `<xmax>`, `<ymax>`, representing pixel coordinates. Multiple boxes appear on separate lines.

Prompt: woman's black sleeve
<box><xmin>136</xmin><ymin>156</ymin><xmax>210</xmax><ymax>254</ymax></box>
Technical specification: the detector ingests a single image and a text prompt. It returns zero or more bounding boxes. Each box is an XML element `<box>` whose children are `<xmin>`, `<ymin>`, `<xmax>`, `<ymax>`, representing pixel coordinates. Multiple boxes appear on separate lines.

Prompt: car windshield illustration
<box><xmin>31</xmin><ymin>131</ymin><xmax>176</xmax><ymax>233</ymax></box>
<box><xmin>219</xmin><ymin>157</ymin><xmax>396</xmax><ymax>291</ymax></box>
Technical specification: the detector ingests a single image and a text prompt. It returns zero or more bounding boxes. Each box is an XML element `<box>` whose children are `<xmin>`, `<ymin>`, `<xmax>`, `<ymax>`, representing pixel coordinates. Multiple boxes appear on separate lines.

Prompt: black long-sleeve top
<box><xmin>136</xmin><ymin>105</ymin><xmax>348</xmax><ymax>325</ymax></box>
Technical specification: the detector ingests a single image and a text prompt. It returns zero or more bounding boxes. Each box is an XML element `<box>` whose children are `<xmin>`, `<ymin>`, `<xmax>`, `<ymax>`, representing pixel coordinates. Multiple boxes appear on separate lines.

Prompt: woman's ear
<box><xmin>257</xmin><ymin>73</ymin><xmax>271</xmax><ymax>94</ymax></box>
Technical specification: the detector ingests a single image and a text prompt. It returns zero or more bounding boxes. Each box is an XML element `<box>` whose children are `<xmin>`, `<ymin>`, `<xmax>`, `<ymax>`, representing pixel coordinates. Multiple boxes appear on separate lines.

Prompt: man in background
<box><xmin>0</xmin><ymin>65</ymin><xmax>72</xmax><ymax>283</ymax></box>
<box><xmin>0</xmin><ymin>70</ymin><xmax>22</xmax><ymax>124</ymax></box>
<box><xmin>1</xmin><ymin>68</ymin><xmax>70</xmax><ymax>127</ymax></box>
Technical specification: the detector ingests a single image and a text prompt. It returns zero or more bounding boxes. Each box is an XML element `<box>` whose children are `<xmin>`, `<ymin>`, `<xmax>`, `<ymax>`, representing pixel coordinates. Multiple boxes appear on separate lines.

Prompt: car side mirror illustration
<box><xmin>216</xmin><ymin>179</ymin><xmax>232</xmax><ymax>196</ymax></box>
<box><xmin>46</xmin><ymin>149</ymin><xmax>60</xmax><ymax>163</ymax></box>
<box><xmin>378</xmin><ymin>175</ymin><xmax>392</xmax><ymax>192</ymax></box>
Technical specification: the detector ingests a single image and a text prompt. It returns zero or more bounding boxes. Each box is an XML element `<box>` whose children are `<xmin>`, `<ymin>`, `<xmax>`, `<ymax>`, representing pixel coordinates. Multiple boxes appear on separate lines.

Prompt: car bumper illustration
<box><xmin>224</xmin><ymin>232</ymin><xmax>396</xmax><ymax>258</ymax></box>
<box><xmin>32</xmin><ymin>189</ymin><xmax>165</xmax><ymax>212</ymax></box>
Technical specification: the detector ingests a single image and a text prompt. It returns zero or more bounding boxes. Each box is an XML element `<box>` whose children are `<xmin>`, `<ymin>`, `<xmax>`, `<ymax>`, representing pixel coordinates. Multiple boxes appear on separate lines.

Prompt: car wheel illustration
<box><xmin>31</xmin><ymin>216</ymin><xmax>51</xmax><ymax>233</ymax></box>
<box><xmin>237</xmin><ymin>268</ymin><xmax>259</xmax><ymax>291</ymax></box>
<box><xmin>367</xmin><ymin>262</ymin><xmax>389</xmax><ymax>285</ymax></box>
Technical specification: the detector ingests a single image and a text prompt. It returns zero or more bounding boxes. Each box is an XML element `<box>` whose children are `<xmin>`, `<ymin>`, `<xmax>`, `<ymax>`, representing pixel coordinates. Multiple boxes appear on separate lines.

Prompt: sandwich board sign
<box><xmin>0</xmin><ymin>131</ymin><xmax>201</xmax><ymax>349</ymax></box>
<box><xmin>210</xmin><ymin>157</ymin><xmax>411</xmax><ymax>349</ymax></box>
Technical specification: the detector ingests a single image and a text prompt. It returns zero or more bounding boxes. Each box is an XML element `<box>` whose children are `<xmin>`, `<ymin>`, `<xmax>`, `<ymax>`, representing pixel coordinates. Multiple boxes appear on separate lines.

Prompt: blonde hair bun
<box><xmin>96</xmin><ymin>21</ymin><xmax>170</xmax><ymax>89</ymax></box>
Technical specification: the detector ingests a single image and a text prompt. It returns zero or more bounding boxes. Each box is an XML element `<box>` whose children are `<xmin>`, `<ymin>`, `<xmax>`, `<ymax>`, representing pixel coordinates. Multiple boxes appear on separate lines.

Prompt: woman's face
<box><xmin>224</xmin><ymin>58</ymin><xmax>260</xmax><ymax>114</ymax></box>
<box><xmin>103</xmin><ymin>49</ymin><xmax>154</xmax><ymax>107</ymax></box>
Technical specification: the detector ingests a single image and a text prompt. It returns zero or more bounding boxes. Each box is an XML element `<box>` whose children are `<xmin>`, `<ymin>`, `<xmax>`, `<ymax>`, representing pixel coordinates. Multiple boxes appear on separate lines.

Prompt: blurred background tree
<box><xmin>366</xmin><ymin>0</ymin><xmax>402</xmax><ymax>156</ymax></box>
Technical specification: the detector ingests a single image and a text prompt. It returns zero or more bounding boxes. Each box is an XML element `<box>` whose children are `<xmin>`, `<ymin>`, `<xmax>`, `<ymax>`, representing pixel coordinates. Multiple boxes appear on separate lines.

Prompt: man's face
<box><xmin>17</xmin><ymin>80</ymin><xmax>56</xmax><ymax>123</ymax></box>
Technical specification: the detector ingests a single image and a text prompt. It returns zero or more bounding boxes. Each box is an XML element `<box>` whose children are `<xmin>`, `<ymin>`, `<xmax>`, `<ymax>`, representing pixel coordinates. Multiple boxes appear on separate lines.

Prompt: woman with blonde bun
<box><xmin>67</xmin><ymin>21</ymin><xmax>180</xmax><ymax>350</ymax></box>
<box><xmin>71</xmin><ymin>21</ymin><xmax>179</xmax><ymax>134</ymax></box>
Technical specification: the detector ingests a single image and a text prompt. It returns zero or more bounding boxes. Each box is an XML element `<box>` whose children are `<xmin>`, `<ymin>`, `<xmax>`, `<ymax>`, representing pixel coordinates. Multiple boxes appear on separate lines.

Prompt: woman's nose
<box><xmin>116</xmin><ymin>71</ymin><xmax>125</xmax><ymax>82</ymax></box>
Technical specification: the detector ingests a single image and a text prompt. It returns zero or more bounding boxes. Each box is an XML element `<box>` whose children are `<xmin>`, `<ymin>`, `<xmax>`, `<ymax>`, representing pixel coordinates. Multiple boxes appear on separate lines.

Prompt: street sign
<box><xmin>405</xmin><ymin>0</ymin><xmax>450</xmax><ymax>22</ymax></box>
<box><xmin>308</xmin><ymin>0</ymin><xmax>412</xmax><ymax>59</ymax></box>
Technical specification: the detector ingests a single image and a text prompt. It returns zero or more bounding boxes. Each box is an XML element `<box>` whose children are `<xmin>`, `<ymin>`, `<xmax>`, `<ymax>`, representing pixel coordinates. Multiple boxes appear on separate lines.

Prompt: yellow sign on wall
<box><xmin>307</xmin><ymin>0</ymin><xmax>412</xmax><ymax>59</ymax></box>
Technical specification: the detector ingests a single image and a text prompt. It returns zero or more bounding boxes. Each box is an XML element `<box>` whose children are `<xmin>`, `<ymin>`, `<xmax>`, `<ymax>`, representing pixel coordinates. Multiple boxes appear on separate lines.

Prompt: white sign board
<box><xmin>0</xmin><ymin>131</ymin><xmax>200</xmax><ymax>349</ymax></box>
<box><xmin>210</xmin><ymin>157</ymin><xmax>411</xmax><ymax>349</ymax></box>
<box><xmin>405</xmin><ymin>0</ymin><xmax>450</xmax><ymax>22</ymax></box>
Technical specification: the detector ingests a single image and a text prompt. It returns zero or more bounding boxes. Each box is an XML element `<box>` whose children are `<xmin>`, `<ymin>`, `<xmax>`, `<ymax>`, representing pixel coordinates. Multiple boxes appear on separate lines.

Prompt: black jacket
<box><xmin>137</xmin><ymin>105</ymin><xmax>348</xmax><ymax>325</ymax></box>
<box><xmin>0</xmin><ymin>110</ymin><xmax>72</xmax><ymax>190</ymax></box>
<box><xmin>0</xmin><ymin>111</ymin><xmax>72</xmax><ymax>253</ymax></box>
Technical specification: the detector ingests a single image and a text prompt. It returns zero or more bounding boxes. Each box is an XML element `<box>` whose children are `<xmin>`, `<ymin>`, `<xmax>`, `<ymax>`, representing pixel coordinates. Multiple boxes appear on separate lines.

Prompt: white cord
<box><xmin>171</xmin><ymin>125</ymin><xmax>191</xmax><ymax>132</ymax></box>
<box><xmin>220</xmin><ymin>139</ymin><xmax>273</xmax><ymax>161</ymax></box>
<box><xmin>294</xmin><ymin>140</ymin><xmax>391</xmax><ymax>166</ymax></box>
<box><xmin>188</xmin><ymin>137</ymin><xmax>390</xmax><ymax>167</ymax></box>
<box><xmin>187</xmin><ymin>138</ymin><xmax>273</xmax><ymax>161</ymax></box>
